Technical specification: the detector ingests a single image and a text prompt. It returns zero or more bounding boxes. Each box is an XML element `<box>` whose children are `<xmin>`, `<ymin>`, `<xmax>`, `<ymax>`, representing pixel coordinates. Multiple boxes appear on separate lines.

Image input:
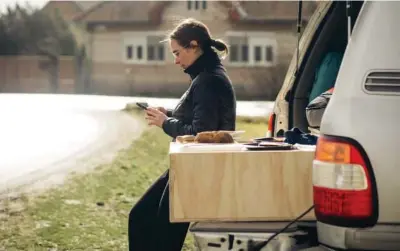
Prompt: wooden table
<box><xmin>169</xmin><ymin>143</ymin><xmax>316</xmax><ymax>223</ymax></box>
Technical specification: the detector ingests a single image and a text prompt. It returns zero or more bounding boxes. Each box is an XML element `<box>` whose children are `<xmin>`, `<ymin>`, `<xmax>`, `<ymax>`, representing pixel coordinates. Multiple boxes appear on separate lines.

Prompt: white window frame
<box><xmin>225</xmin><ymin>31</ymin><xmax>278</xmax><ymax>67</ymax></box>
<box><xmin>122</xmin><ymin>31</ymin><xmax>167</xmax><ymax>65</ymax></box>
<box><xmin>226</xmin><ymin>36</ymin><xmax>249</xmax><ymax>66</ymax></box>
<box><xmin>187</xmin><ymin>0</ymin><xmax>207</xmax><ymax>10</ymax></box>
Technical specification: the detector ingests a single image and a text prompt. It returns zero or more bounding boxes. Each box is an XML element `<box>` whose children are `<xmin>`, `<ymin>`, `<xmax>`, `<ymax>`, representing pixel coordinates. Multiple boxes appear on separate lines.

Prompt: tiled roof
<box><xmin>237</xmin><ymin>1</ymin><xmax>317</xmax><ymax>21</ymax></box>
<box><xmin>73</xmin><ymin>1</ymin><xmax>169</xmax><ymax>24</ymax></box>
<box><xmin>46</xmin><ymin>1</ymin><xmax>318</xmax><ymax>24</ymax></box>
<box><xmin>74</xmin><ymin>1</ymin><xmax>100</xmax><ymax>11</ymax></box>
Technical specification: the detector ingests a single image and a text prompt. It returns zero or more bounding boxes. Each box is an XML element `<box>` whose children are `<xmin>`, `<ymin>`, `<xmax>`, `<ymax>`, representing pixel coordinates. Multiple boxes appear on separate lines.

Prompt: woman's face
<box><xmin>170</xmin><ymin>39</ymin><xmax>201</xmax><ymax>69</ymax></box>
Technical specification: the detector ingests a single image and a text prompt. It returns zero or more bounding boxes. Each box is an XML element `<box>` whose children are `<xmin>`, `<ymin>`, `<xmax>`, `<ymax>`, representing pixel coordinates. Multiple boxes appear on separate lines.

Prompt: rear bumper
<box><xmin>190</xmin><ymin>221</ymin><xmax>318</xmax><ymax>251</ymax></box>
<box><xmin>317</xmin><ymin>221</ymin><xmax>400</xmax><ymax>251</ymax></box>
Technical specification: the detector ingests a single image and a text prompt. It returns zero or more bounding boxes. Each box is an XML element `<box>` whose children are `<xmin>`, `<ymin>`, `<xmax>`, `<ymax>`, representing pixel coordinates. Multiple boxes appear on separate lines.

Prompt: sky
<box><xmin>0</xmin><ymin>0</ymin><xmax>48</xmax><ymax>13</ymax></box>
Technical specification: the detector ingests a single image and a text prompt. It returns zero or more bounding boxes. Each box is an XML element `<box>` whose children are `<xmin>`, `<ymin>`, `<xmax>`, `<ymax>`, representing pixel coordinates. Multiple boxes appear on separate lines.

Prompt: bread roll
<box><xmin>194</xmin><ymin>131</ymin><xmax>234</xmax><ymax>144</ymax></box>
<box><xmin>194</xmin><ymin>131</ymin><xmax>216</xmax><ymax>143</ymax></box>
<box><xmin>214</xmin><ymin>131</ymin><xmax>234</xmax><ymax>143</ymax></box>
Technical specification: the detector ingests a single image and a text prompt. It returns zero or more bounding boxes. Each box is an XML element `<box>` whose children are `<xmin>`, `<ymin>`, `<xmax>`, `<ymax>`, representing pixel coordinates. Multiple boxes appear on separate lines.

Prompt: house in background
<box><xmin>42</xmin><ymin>1</ymin><xmax>317</xmax><ymax>100</ymax></box>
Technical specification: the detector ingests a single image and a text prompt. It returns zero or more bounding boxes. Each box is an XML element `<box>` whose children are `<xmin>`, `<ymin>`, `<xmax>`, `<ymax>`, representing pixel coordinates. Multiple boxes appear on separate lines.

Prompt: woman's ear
<box><xmin>189</xmin><ymin>40</ymin><xmax>198</xmax><ymax>48</ymax></box>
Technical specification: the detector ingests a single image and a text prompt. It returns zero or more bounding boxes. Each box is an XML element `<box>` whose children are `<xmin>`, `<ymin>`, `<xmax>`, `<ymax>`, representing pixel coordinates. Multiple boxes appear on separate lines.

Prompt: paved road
<box><xmin>0</xmin><ymin>93</ymin><xmax>273</xmax><ymax>195</ymax></box>
<box><xmin>0</xmin><ymin>94</ymin><xmax>144</xmax><ymax>195</ymax></box>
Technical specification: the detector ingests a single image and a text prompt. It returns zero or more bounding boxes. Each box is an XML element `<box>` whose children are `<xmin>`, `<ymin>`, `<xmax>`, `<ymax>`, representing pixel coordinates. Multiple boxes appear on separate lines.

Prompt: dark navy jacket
<box><xmin>162</xmin><ymin>49</ymin><xmax>236</xmax><ymax>138</ymax></box>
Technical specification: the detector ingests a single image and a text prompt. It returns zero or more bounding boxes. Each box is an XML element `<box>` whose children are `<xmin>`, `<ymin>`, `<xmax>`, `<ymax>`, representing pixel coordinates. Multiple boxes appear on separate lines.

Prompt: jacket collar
<box><xmin>184</xmin><ymin>49</ymin><xmax>222</xmax><ymax>80</ymax></box>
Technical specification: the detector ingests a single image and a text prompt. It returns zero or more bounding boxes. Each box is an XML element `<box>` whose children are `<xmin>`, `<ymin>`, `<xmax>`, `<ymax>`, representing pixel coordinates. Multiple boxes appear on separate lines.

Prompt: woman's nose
<box><xmin>174</xmin><ymin>57</ymin><xmax>180</xmax><ymax>65</ymax></box>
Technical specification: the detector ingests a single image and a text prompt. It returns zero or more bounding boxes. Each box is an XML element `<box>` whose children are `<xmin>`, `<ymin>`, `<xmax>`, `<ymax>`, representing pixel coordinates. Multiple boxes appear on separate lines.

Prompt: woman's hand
<box><xmin>155</xmin><ymin>107</ymin><xmax>168</xmax><ymax>115</ymax></box>
<box><xmin>147</xmin><ymin>106</ymin><xmax>167</xmax><ymax>115</ymax></box>
<box><xmin>145</xmin><ymin>107</ymin><xmax>168</xmax><ymax>127</ymax></box>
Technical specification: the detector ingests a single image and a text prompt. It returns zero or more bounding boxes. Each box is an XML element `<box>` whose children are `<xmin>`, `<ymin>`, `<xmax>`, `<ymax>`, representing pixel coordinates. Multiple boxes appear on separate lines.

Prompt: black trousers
<box><xmin>128</xmin><ymin>170</ymin><xmax>190</xmax><ymax>251</ymax></box>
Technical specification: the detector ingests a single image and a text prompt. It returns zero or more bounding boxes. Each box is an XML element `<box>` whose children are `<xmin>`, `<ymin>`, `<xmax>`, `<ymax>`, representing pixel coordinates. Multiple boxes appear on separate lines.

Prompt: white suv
<box><xmin>270</xmin><ymin>1</ymin><xmax>400</xmax><ymax>250</ymax></box>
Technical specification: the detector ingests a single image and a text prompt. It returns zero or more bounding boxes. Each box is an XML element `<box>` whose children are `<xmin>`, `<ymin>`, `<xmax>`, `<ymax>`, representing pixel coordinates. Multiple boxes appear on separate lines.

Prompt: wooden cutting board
<box><xmin>169</xmin><ymin>143</ymin><xmax>316</xmax><ymax>222</ymax></box>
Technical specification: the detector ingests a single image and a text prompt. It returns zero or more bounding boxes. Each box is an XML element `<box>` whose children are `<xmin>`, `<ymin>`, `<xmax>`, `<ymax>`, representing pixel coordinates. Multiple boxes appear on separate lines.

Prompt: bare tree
<box><xmin>0</xmin><ymin>3</ymin><xmax>77</xmax><ymax>92</ymax></box>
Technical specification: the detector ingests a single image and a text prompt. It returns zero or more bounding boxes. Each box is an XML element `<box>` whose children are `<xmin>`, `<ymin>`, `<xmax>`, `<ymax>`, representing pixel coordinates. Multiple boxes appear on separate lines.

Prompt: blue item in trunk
<box><xmin>308</xmin><ymin>52</ymin><xmax>343</xmax><ymax>103</ymax></box>
<box><xmin>284</xmin><ymin>127</ymin><xmax>318</xmax><ymax>145</ymax></box>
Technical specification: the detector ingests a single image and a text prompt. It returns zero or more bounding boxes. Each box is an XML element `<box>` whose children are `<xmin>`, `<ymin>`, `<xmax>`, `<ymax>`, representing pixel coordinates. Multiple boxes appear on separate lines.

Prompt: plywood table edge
<box><xmin>170</xmin><ymin>215</ymin><xmax>316</xmax><ymax>223</ymax></box>
<box><xmin>169</xmin><ymin>150</ymin><xmax>315</xmax><ymax>155</ymax></box>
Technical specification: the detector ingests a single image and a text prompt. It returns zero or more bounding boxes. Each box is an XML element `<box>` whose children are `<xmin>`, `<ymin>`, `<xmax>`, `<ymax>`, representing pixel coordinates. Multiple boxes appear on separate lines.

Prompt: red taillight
<box><xmin>312</xmin><ymin>136</ymin><xmax>378</xmax><ymax>227</ymax></box>
<box><xmin>267</xmin><ymin>112</ymin><xmax>275</xmax><ymax>137</ymax></box>
<box><xmin>314</xmin><ymin>187</ymin><xmax>372</xmax><ymax>218</ymax></box>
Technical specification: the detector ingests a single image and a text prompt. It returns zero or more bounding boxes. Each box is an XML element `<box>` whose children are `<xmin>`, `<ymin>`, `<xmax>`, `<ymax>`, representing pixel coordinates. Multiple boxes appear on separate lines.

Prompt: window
<box><xmin>251</xmin><ymin>43</ymin><xmax>275</xmax><ymax>66</ymax></box>
<box><xmin>137</xmin><ymin>46</ymin><xmax>143</xmax><ymax>60</ymax></box>
<box><xmin>266</xmin><ymin>46</ymin><xmax>273</xmax><ymax>62</ymax></box>
<box><xmin>158</xmin><ymin>46</ymin><xmax>165</xmax><ymax>61</ymax></box>
<box><xmin>226</xmin><ymin>32</ymin><xmax>277</xmax><ymax>67</ymax></box>
<box><xmin>147</xmin><ymin>46</ymin><xmax>155</xmax><ymax>60</ymax></box>
<box><xmin>228</xmin><ymin>36</ymin><xmax>249</xmax><ymax>63</ymax></box>
<box><xmin>230</xmin><ymin>46</ymin><xmax>238</xmax><ymax>62</ymax></box>
<box><xmin>241</xmin><ymin>45</ymin><xmax>249</xmax><ymax>62</ymax></box>
<box><xmin>126</xmin><ymin>46</ymin><xmax>133</xmax><ymax>59</ymax></box>
<box><xmin>123</xmin><ymin>33</ymin><xmax>165</xmax><ymax>64</ymax></box>
<box><xmin>254</xmin><ymin>46</ymin><xmax>262</xmax><ymax>62</ymax></box>
<box><xmin>147</xmin><ymin>35</ymin><xmax>165</xmax><ymax>61</ymax></box>
<box><xmin>125</xmin><ymin>45</ymin><xmax>143</xmax><ymax>61</ymax></box>
<box><xmin>188</xmin><ymin>0</ymin><xmax>207</xmax><ymax>10</ymax></box>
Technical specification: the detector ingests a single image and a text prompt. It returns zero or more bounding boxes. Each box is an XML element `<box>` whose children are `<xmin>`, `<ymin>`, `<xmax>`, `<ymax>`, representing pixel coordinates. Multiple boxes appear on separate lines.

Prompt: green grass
<box><xmin>236</xmin><ymin>116</ymin><xmax>268</xmax><ymax>140</ymax></box>
<box><xmin>0</xmin><ymin>113</ymin><xmax>268</xmax><ymax>251</ymax></box>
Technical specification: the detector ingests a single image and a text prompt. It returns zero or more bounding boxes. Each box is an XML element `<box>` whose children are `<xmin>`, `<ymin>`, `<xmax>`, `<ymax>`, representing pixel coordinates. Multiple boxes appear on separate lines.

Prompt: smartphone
<box><xmin>136</xmin><ymin>102</ymin><xmax>149</xmax><ymax>110</ymax></box>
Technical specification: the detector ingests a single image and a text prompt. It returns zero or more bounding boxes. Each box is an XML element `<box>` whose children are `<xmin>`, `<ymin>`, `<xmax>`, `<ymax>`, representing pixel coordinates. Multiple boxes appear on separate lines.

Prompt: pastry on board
<box><xmin>176</xmin><ymin>131</ymin><xmax>235</xmax><ymax>144</ymax></box>
<box><xmin>190</xmin><ymin>131</ymin><xmax>235</xmax><ymax>144</ymax></box>
<box><xmin>213</xmin><ymin>131</ymin><xmax>235</xmax><ymax>143</ymax></box>
<box><xmin>194</xmin><ymin>131</ymin><xmax>216</xmax><ymax>143</ymax></box>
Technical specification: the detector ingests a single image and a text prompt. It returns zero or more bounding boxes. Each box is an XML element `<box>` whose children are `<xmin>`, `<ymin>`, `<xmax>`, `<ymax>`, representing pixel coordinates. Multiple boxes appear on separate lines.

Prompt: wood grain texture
<box><xmin>169</xmin><ymin>145</ymin><xmax>316</xmax><ymax>222</ymax></box>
